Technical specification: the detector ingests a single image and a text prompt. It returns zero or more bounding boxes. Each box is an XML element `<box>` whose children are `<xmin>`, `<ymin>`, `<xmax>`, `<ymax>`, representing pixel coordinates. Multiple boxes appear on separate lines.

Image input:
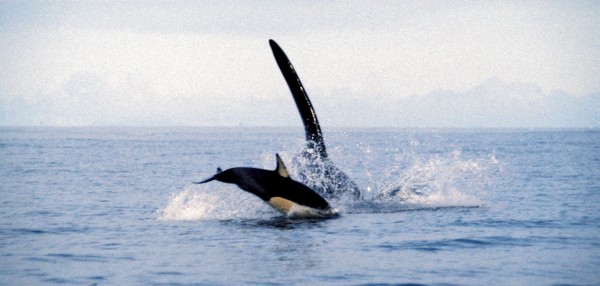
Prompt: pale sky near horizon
<box><xmin>1</xmin><ymin>1</ymin><xmax>599</xmax><ymax>127</ymax></box>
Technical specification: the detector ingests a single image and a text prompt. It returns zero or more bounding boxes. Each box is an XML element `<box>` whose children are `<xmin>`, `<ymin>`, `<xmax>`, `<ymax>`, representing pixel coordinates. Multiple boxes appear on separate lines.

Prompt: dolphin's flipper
<box><xmin>269</xmin><ymin>39</ymin><xmax>327</xmax><ymax>158</ymax></box>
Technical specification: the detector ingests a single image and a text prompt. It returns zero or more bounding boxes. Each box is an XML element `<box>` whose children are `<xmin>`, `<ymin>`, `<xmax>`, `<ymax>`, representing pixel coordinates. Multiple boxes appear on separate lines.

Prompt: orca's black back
<box><xmin>215</xmin><ymin>167</ymin><xmax>330</xmax><ymax>210</ymax></box>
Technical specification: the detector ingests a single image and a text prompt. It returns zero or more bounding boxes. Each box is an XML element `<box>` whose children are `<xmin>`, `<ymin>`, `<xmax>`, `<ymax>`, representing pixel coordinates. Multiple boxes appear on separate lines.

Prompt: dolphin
<box><xmin>269</xmin><ymin>39</ymin><xmax>362</xmax><ymax>200</ymax></box>
<box><xmin>195</xmin><ymin>154</ymin><xmax>338</xmax><ymax>218</ymax></box>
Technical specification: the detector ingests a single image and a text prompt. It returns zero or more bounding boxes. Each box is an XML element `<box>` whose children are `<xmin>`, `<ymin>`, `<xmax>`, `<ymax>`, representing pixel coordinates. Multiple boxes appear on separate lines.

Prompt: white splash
<box><xmin>157</xmin><ymin>184</ymin><xmax>273</xmax><ymax>221</ymax></box>
<box><xmin>373</xmin><ymin>149</ymin><xmax>498</xmax><ymax>208</ymax></box>
<box><xmin>157</xmin><ymin>147</ymin><xmax>499</xmax><ymax>219</ymax></box>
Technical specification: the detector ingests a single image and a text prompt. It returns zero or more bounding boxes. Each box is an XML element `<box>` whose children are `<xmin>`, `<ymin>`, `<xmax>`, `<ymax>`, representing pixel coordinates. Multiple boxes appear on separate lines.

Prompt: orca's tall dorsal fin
<box><xmin>269</xmin><ymin>39</ymin><xmax>328</xmax><ymax>158</ymax></box>
<box><xmin>275</xmin><ymin>153</ymin><xmax>290</xmax><ymax>178</ymax></box>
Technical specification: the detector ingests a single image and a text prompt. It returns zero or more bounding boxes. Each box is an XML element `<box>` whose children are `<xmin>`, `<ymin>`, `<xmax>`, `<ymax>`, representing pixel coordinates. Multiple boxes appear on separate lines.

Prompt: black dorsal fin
<box><xmin>275</xmin><ymin>153</ymin><xmax>290</xmax><ymax>178</ymax></box>
<box><xmin>269</xmin><ymin>39</ymin><xmax>328</xmax><ymax>158</ymax></box>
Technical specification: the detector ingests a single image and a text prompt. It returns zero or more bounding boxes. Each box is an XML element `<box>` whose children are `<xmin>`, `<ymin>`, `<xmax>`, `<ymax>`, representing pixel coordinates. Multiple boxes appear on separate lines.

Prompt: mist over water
<box><xmin>1</xmin><ymin>127</ymin><xmax>598</xmax><ymax>285</ymax></box>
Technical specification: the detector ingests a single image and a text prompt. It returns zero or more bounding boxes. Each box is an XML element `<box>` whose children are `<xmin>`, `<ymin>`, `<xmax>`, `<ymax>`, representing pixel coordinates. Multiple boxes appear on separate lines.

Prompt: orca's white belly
<box><xmin>267</xmin><ymin>197</ymin><xmax>338</xmax><ymax>218</ymax></box>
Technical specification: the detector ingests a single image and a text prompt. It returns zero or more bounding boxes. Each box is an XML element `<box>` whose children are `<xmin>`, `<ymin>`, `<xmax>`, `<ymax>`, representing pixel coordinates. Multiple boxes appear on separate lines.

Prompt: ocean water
<box><xmin>0</xmin><ymin>127</ymin><xmax>598</xmax><ymax>285</ymax></box>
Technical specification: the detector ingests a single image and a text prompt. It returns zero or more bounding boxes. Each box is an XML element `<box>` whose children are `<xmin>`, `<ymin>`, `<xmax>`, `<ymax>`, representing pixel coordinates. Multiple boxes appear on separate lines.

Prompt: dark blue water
<box><xmin>1</xmin><ymin>127</ymin><xmax>598</xmax><ymax>285</ymax></box>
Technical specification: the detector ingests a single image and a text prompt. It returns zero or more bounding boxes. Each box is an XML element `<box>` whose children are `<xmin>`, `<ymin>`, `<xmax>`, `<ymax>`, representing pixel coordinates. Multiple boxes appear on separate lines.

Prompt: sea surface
<box><xmin>0</xmin><ymin>127</ymin><xmax>598</xmax><ymax>285</ymax></box>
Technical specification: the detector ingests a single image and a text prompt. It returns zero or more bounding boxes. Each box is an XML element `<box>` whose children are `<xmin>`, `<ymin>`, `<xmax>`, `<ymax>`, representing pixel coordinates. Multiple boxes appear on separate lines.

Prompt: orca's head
<box><xmin>210</xmin><ymin>168</ymin><xmax>248</xmax><ymax>184</ymax></box>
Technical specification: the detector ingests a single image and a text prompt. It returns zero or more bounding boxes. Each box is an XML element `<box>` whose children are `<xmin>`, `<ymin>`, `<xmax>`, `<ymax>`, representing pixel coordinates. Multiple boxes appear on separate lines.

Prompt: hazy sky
<box><xmin>1</xmin><ymin>1</ymin><xmax>599</xmax><ymax>127</ymax></box>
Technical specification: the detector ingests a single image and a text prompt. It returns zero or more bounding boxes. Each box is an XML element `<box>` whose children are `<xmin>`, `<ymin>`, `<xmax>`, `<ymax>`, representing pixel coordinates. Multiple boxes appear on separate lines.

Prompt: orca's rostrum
<box><xmin>195</xmin><ymin>154</ymin><xmax>338</xmax><ymax>218</ymax></box>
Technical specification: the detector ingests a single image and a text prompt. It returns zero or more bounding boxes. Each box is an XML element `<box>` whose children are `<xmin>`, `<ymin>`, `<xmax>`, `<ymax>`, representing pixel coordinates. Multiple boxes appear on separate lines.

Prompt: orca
<box><xmin>195</xmin><ymin>154</ymin><xmax>338</xmax><ymax>218</ymax></box>
<box><xmin>269</xmin><ymin>39</ymin><xmax>362</xmax><ymax>200</ymax></box>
